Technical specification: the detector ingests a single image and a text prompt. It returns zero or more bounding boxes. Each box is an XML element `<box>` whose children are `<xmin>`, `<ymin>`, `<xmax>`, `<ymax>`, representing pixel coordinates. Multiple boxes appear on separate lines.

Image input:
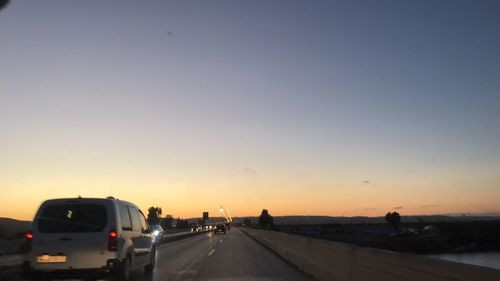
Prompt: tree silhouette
<box><xmin>175</xmin><ymin>217</ymin><xmax>189</xmax><ymax>229</ymax></box>
<box><xmin>162</xmin><ymin>214</ymin><xmax>174</xmax><ymax>229</ymax></box>
<box><xmin>243</xmin><ymin>218</ymin><xmax>252</xmax><ymax>227</ymax></box>
<box><xmin>385</xmin><ymin>212</ymin><xmax>401</xmax><ymax>230</ymax></box>
<box><xmin>147</xmin><ymin>207</ymin><xmax>162</xmax><ymax>225</ymax></box>
<box><xmin>258</xmin><ymin>209</ymin><xmax>274</xmax><ymax>229</ymax></box>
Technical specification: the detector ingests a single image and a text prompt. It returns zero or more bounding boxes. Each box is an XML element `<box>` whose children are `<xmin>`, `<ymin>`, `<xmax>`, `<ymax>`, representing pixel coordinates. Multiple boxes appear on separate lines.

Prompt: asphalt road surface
<box><xmin>3</xmin><ymin>228</ymin><xmax>313</xmax><ymax>281</ymax></box>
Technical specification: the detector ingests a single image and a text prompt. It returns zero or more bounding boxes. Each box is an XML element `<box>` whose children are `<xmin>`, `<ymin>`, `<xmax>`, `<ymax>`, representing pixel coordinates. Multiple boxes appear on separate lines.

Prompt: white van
<box><xmin>22</xmin><ymin>197</ymin><xmax>156</xmax><ymax>281</ymax></box>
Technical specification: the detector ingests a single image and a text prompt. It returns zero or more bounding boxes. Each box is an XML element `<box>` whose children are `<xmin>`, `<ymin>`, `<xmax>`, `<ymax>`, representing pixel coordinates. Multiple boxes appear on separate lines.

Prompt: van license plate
<box><xmin>37</xmin><ymin>255</ymin><xmax>67</xmax><ymax>263</ymax></box>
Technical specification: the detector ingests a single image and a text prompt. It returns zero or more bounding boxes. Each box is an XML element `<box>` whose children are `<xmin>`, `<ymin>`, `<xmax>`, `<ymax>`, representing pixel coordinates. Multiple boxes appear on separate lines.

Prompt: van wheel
<box><xmin>116</xmin><ymin>256</ymin><xmax>132</xmax><ymax>281</ymax></box>
<box><xmin>41</xmin><ymin>274</ymin><xmax>53</xmax><ymax>281</ymax></box>
<box><xmin>144</xmin><ymin>247</ymin><xmax>156</xmax><ymax>274</ymax></box>
<box><xmin>21</xmin><ymin>270</ymin><xmax>35</xmax><ymax>280</ymax></box>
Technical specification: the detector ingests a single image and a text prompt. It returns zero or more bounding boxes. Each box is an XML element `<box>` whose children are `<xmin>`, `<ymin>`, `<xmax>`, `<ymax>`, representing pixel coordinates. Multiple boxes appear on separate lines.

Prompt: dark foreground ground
<box><xmin>1</xmin><ymin>228</ymin><xmax>313</xmax><ymax>281</ymax></box>
<box><xmin>275</xmin><ymin>220</ymin><xmax>500</xmax><ymax>254</ymax></box>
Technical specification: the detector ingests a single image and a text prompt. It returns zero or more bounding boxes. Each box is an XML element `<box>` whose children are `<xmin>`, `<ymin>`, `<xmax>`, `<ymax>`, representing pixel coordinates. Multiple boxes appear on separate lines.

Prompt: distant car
<box><xmin>150</xmin><ymin>225</ymin><xmax>164</xmax><ymax>243</ymax></box>
<box><xmin>22</xmin><ymin>197</ymin><xmax>156</xmax><ymax>281</ymax></box>
<box><xmin>215</xmin><ymin>224</ymin><xmax>226</xmax><ymax>234</ymax></box>
<box><xmin>190</xmin><ymin>224</ymin><xmax>202</xmax><ymax>232</ymax></box>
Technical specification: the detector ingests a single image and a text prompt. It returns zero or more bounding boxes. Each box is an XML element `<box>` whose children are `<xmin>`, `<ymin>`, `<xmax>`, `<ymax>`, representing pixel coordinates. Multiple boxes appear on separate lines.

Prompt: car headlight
<box><xmin>153</xmin><ymin>230</ymin><xmax>160</xmax><ymax>236</ymax></box>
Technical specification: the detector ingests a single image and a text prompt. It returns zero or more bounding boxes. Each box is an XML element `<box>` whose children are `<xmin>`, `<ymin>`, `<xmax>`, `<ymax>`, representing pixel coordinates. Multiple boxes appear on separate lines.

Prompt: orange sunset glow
<box><xmin>1</xmin><ymin>0</ymin><xmax>500</xmax><ymax>223</ymax></box>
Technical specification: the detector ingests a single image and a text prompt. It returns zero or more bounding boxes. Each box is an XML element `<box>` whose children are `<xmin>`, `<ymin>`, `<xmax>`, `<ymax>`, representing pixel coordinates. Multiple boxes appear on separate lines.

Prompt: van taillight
<box><xmin>108</xmin><ymin>230</ymin><xmax>118</xmax><ymax>251</ymax></box>
<box><xmin>22</xmin><ymin>231</ymin><xmax>33</xmax><ymax>253</ymax></box>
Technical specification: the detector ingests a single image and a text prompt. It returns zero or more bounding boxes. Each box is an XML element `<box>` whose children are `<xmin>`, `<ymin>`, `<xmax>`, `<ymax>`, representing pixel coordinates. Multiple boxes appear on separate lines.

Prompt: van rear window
<box><xmin>37</xmin><ymin>204</ymin><xmax>107</xmax><ymax>233</ymax></box>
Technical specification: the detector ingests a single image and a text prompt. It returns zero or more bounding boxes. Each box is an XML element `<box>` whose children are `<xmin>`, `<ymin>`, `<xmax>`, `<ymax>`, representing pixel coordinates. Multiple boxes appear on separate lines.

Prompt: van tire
<box><xmin>144</xmin><ymin>247</ymin><xmax>156</xmax><ymax>274</ymax></box>
<box><xmin>115</xmin><ymin>255</ymin><xmax>132</xmax><ymax>281</ymax></box>
<box><xmin>21</xmin><ymin>271</ymin><xmax>35</xmax><ymax>280</ymax></box>
<box><xmin>22</xmin><ymin>271</ymin><xmax>51</xmax><ymax>281</ymax></box>
<box><xmin>41</xmin><ymin>274</ymin><xmax>53</xmax><ymax>281</ymax></box>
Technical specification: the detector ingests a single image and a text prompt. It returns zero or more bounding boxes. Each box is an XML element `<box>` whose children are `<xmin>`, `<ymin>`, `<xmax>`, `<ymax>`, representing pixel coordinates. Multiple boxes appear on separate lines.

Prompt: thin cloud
<box><xmin>354</xmin><ymin>207</ymin><xmax>377</xmax><ymax>211</ymax></box>
<box><xmin>393</xmin><ymin>206</ymin><xmax>403</xmax><ymax>210</ymax></box>
<box><xmin>239</xmin><ymin>168</ymin><xmax>258</xmax><ymax>183</ymax></box>
<box><xmin>242</xmin><ymin>168</ymin><xmax>257</xmax><ymax>174</ymax></box>
<box><xmin>419</xmin><ymin>204</ymin><xmax>440</xmax><ymax>209</ymax></box>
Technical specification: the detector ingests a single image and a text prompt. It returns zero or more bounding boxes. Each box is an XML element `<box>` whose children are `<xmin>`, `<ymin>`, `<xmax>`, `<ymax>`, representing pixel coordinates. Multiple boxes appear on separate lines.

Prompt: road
<box><xmin>2</xmin><ymin>228</ymin><xmax>313</xmax><ymax>281</ymax></box>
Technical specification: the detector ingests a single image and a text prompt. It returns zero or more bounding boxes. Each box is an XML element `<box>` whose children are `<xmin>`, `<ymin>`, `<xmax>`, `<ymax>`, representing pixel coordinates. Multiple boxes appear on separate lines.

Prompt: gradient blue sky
<box><xmin>1</xmin><ymin>0</ymin><xmax>500</xmax><ymax>220</ymax></box>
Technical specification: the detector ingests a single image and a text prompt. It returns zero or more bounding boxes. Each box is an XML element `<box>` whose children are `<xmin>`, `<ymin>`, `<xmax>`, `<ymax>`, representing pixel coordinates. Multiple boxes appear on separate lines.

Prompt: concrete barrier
<box><xmin>161</xmin><ymin>229</ymin><xmax>208</xmax><ymax>243</ymax></box>
<box><xmin>241</xmin><ymin>228</ymin><xmax>500</xmax><ymax>281</ymax></box>
<box><xmin>0</xmin><ymin>239</ymin><xmax>23</xmax><ymax>256</ymax></box>
<box><xmin>0</xmin><ymin>254</ymin><xmax>22</xmax><ymax>267</ymax></box>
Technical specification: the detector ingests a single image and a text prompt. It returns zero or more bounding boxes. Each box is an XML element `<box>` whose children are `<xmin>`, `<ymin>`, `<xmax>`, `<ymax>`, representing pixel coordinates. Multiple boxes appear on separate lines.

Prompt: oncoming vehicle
<box><xmin>22</xmin><ymin>197</ymin><xmax>156</xmax><ymax>281</ymax></box>
<box><xmin>150</xmin><ymin>225</ymin><xmax>164</xmax><ymax>243</ymax></box>
<box><xmin>189</xmin><ymin>224</ymin><xmax>197</xmax><ymax>232</ymax></box>
<box><xmin>215</xmin><ymin>224</ymin><xmax>226</xmax><ymax>234</ymax></box>
<box><xmin>190</xmin><ymin>224</ymin><xmax>202</xmax><ymax>232</ymax></box>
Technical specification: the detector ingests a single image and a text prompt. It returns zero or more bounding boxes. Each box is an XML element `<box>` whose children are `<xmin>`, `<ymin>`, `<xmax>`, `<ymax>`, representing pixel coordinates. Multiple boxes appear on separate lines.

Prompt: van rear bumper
<box><xmin>22</xmin><ymin>260</ymin><xmax>117</xmax><ymax>279</ymax></box>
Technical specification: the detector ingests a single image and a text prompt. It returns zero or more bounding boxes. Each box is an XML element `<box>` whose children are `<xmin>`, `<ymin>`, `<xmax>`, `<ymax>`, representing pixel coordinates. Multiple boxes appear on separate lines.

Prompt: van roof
<box><xmin>41</xmin><ymin>197</ymin><xmax>136</xmax><ymax>208</ymax></box>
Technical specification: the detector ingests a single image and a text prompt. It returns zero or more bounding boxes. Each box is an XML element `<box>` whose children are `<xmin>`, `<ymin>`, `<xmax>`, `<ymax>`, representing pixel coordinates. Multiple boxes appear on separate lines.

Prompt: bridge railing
<box><xmin>241</xmin><ymin>227</ymin><xmax>500</xmax><ymax>281</ymax></box>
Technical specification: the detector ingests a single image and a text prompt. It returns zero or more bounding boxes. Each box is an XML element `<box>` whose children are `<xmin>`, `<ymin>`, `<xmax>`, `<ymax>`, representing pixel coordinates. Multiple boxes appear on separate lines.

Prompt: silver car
<box><xmin>22</xmin><ymin>197</ymin><xmax>156</xmax><ymax>281</ymax></box>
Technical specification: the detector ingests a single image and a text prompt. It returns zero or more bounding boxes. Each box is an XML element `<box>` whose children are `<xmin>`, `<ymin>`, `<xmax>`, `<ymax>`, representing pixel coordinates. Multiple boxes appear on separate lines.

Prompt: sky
<box><xmin>1</xmin><ymin>0</ymin><xmax>500</xmax><ymax>221</ymax></box>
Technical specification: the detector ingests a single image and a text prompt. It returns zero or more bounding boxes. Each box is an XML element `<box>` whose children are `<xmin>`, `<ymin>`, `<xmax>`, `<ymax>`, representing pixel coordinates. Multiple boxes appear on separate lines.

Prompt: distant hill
<box><xmin>445</xmin><ymin>212</ymin><xmax>500</xmax><ymax>217</ymax></box>
<box><xmin>0</xmin><ymin>217</ymin><xmax>31</xmax><ymax>238</ymax></box>
<box><xmin>182</xmin><ymin>212</ymin><xmax>500</xmax><ymax>226</ymax></box>
<box><xmin>228</xmin><ymin>214</ymin><xmax>500</xmax><ymax>225</ymax></box>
